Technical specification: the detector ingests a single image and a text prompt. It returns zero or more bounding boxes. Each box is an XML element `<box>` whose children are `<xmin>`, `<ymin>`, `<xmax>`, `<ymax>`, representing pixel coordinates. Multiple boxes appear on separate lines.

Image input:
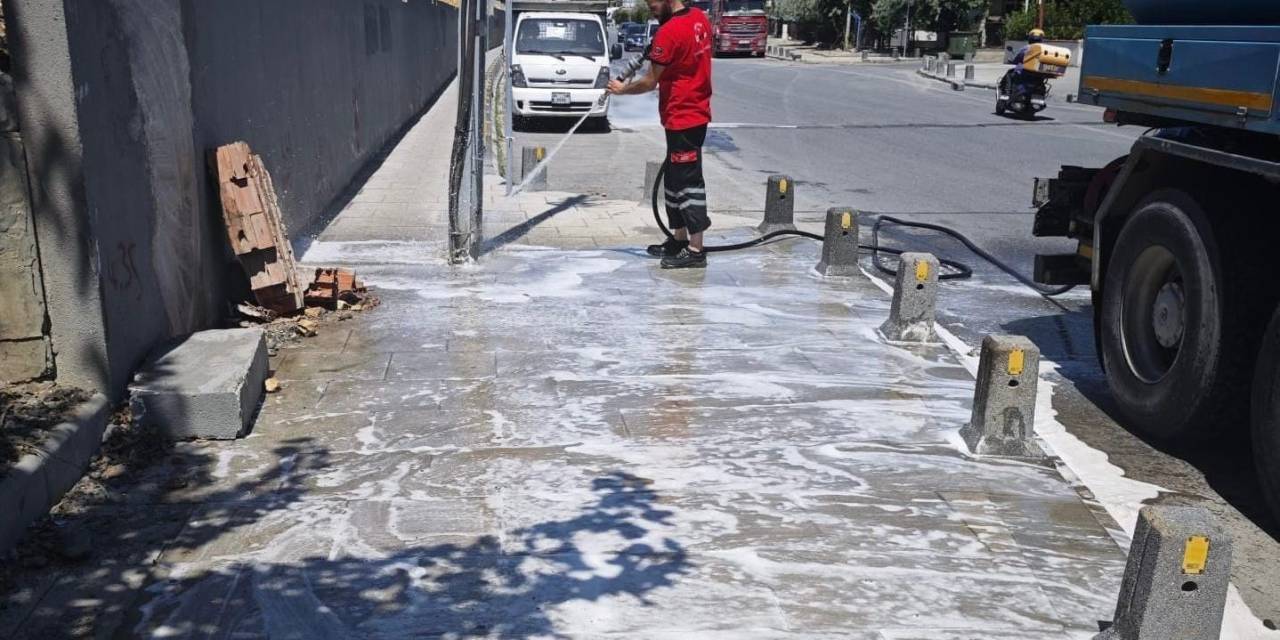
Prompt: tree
<box><xmin>1005</xmin><ymin>0</ymin><xmax>1132</xmax><ymax>41</ymax></box>
<box><xmin>871</xmin><ymin>0</ymin><xmax>985</xmax><ymax>38</ymax></box>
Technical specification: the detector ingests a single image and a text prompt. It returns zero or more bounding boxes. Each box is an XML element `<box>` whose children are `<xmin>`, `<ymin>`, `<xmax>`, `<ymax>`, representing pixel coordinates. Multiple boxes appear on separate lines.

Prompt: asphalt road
<box><xmin>513</xmin><ymin>57</ymin><xmax>1280</xmax><ymax>624</ymax></box>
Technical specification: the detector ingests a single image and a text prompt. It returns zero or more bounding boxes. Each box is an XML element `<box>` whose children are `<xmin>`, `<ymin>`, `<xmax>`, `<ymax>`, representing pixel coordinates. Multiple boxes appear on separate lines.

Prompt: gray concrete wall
<box><xmin>0</xmin><ymin>74</ymin><xmax>52</xmax><ymax>383</ymax></box>
<box><xmin>6</xmin><ymin>0</ymin><xmax>465</xmax><ymax>398</ymax></box>
<box><xmin>182</xmin><ymin>0</ymin><xmax>460</xmax><ymax>233</ymax></box>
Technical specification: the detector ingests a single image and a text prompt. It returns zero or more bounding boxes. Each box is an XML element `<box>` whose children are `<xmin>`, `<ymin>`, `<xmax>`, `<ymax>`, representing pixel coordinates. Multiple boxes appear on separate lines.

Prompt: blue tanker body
<box><xmin>1079</xmin><ymin>20</ymin><xmax>1280</xmax><ymax>136</ymax></box>
<box><xmin>1124</xmin><ymin>0</ymin><xmax>1280</xmax><ymax>26</ymax></box>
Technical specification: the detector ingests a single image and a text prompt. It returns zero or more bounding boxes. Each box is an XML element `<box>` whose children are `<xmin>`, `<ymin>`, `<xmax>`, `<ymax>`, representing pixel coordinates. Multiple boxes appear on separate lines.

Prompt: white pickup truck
<box><xmin>510</xmin><ymin>7</ymin><xmax>622</xmax><ymax>128</ymax></box>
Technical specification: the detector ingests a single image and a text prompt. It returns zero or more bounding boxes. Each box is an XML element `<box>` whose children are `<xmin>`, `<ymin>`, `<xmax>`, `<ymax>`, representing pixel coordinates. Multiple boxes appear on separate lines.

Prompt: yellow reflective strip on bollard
<box><xmin>1183</xmin><ymin>536</ymin><xmax>1210</xmax><ymax>575</ymax></box>
<box><xmin>1007</xmin><ymin>349</ymin><xmax>1024</xmax><ymax>376</ymax></box>
<box><xmin>841</xmin><ymin>212</ymin><xmax>852</xmax><ymax>230</ymax></box>
<box><xmin>915</xmin><ymin>260</ymin><xmax>929</xmax><ymax>282</ymax></box>
<box><xmin>779</xmin><ymin>179</ymin><xmax>788</xmax><ymax>194</ymax></box>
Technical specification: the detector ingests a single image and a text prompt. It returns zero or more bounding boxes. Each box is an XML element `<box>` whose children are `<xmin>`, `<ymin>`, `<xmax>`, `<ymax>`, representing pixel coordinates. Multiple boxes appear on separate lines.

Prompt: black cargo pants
<box><xmin>663</xmin><ymin>124</ymin><xmax>711</xmax><ymax>235</ymax></box>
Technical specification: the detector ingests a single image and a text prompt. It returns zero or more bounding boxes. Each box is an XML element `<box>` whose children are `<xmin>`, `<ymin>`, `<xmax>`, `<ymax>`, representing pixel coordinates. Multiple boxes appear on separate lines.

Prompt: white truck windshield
<box><xmin>517</xmin><ymin>18</ymin><xmax>605</xmax><ymax>57</ymax></box>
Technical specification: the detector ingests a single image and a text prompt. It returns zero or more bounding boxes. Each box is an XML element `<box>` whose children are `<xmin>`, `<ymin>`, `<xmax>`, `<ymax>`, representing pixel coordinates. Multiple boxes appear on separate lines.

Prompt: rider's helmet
<box><xmin>1027</xmin><ymin>29</ymin><xmax>1045</xmax><ymax>44</ymax></box>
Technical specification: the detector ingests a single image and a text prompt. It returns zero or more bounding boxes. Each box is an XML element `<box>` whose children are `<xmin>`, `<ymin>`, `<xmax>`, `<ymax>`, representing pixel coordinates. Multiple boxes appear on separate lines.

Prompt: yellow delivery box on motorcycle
<box><xmin>1021</xmin><ymin>43</ymin><xmax>1072</xmax><ymax>77</ymax></box>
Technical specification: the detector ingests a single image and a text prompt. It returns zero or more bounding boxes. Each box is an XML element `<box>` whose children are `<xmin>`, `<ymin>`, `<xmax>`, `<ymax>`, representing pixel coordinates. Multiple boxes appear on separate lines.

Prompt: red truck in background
<box><xmin>691</xmin><ymin>0</ymin><xmax>767</xmax><ymax>57</ymax></box>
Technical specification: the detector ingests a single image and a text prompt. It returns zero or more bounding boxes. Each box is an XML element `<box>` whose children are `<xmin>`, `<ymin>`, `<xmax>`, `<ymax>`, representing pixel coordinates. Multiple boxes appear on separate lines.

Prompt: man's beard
<box><xmin>656</xmin><ymin>2</ymin><xmax>674</xmax><ymax>22</ymax></box>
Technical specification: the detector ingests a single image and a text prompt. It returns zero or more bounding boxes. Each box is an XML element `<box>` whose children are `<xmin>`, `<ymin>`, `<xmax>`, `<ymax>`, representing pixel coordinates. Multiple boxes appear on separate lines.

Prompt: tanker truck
<box><xmin>1029</xmin><ymin>0</ymin><xmax>1280</xmax><ymax>518</ymax></box>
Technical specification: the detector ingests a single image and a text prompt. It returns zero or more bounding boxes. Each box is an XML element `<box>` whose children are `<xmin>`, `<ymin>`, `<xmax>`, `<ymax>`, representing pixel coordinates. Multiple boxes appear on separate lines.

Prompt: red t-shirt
<box><xmin>648</xmin><ymin>8</ymin><xmax>713</xmax><ymax>131</ymax></box>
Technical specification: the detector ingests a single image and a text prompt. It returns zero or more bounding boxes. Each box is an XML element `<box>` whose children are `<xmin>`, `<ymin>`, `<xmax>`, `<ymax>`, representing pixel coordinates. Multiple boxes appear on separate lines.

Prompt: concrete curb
<box><xmin>765</xmin><ymin>45</ymin><xmax>913</xmax><ymax>65</ymax></box>
<box><xmin>915</xmin><ymin>68</ymin><xmax>998</xmax><ymax>92</ymax></box>
<box><xmin>0</xmin><ymin>394</ymin><xmax>110</xmax><ymax>554</ymax></box>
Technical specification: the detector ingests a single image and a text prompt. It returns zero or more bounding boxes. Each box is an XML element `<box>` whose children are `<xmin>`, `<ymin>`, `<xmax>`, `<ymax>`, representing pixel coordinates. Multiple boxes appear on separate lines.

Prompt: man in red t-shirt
<box><xmin>607</xmin><ymin>0</ymin><xmax>713</xmax><ymax>269</ymax></box>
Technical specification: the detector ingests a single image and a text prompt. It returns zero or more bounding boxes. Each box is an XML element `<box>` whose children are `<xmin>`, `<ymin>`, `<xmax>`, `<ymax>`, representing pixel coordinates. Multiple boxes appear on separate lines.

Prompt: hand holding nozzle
<box><xmin>604</xmin><ymin>56</ymin><xmax>647</xmax><ymax>99</ymax></box>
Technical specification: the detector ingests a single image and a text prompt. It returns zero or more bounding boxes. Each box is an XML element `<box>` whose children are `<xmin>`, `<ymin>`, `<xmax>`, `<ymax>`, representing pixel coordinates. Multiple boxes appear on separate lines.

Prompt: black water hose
<box><xmin>649</xmin><ymin>161</ymin><xmax>1074</xmax><ymax>296</ymax></box>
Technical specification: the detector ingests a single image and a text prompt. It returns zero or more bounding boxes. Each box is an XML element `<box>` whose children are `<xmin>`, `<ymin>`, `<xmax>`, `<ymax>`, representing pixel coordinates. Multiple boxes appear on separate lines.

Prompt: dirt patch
<box><xmin>0</xmin><ymin>406</ymin><xmax>168</xmax><ymax>600</ymax></box>
<box><xmin>0</xmin><ymin>382</ymin><xmax>92</xmax><ymax>480</ymax></box>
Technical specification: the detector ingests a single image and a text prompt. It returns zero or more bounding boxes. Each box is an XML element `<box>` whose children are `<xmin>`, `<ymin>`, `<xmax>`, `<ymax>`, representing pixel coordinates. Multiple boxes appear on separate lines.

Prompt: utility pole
<box><xmin>903</xmin><ymin>0</ymin><xmax>911</xmax><ymax>55</ymax></box>
<box><xmin>1036</xmin><ymin>0</ymin><xmax>1044</xmax><ymax>30</ymax></box>
<box><xmin>843</xmin><ymin>0</ymin><xmax>852</xmax><ymax>50</ymax></box>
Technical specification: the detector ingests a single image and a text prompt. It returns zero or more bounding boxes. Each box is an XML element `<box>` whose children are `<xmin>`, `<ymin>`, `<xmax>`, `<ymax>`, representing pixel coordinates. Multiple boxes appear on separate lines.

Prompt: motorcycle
<box><xmin>995</xmin><ymin>43</ymin><xmax>1072</xmax><ymax>119</ymax></box>
<box><xmin>996</xmin><ymin>70</ymin><xmax>1050</xmax><ymax>119</ymax></box>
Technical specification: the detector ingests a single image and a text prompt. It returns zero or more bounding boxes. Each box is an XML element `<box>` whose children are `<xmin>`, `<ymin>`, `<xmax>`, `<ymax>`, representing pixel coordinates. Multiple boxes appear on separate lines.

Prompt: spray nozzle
<box><xmin>614</xmin><ymin>56</ymin><xmax>646</xmax><ymax>83</ymax></box>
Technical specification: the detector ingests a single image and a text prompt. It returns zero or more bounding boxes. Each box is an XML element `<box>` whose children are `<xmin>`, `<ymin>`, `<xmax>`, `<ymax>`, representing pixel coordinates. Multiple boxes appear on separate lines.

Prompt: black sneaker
<box><xmin>646</xmin><ymin>237</ymin><xmax>689</xmax><ymax>258</ymax></box>
<box><xmin>660</xmin><ymin>247</ymin><xmax>707</xmax><ymax>269</ymax></box>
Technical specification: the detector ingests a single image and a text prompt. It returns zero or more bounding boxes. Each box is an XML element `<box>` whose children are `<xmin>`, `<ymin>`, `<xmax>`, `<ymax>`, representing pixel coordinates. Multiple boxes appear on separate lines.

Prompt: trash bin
<box><xmin>946</xmin><ymin>32</ymin><xmax>979</xmax><ymax>59</ymax></box>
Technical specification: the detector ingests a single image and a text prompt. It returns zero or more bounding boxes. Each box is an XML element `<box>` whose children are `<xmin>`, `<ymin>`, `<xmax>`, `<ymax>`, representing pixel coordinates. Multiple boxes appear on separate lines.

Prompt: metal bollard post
<box><xmin>959</xmin><ymin>336</ymin><xmax>1044</xmax><ymax>458</ymax></box>
<box><xmin>521</xmin><ymin>146</ymin><xmax>547</xmax><ymax>191</ymax></box>
<box><xmin>640</xmin><ymin>160</ymin><xmax>663</xmax><ymax>206</ymax></box>
<box><xmin>1094</xmin><ymin>506</ymin><xmax>1232</xmax><ymax>640</ymax></box>
<box><xmin>879</xmin><ymin>253</ymin><xmax>939</xmax><ymax>342</ymax></box>
<box><xmin>964</xmin><ymin>64</ymin><xmax>975</xmax><ymax>81</ymax></box>
<box><xmin>946</xmin><ymin>62</ymin><xmax>957</xmax><ymax>78</ymax></box>
<box><xmin>758</xmin><ymin>175</ymin><xmax>796</xmax><ymax>234</ymax></box>
<box><xmin>816</xmin><ymin>207</ymin><xmax>859</xmax><ymax>277</ymax></box>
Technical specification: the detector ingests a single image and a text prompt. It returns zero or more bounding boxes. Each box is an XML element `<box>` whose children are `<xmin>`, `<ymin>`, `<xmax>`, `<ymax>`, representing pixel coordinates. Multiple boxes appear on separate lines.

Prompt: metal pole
<box><xmin>449</xmin><ymin>0</ymin><xmax>478</xmax><ymax>262</ymax></box>
<box><xmin>1036</xmin><ymin>0</ymin><xmax>1044</xmax><ymax>30</ymax></box>
<box><xmin>471</xmin><ymin>0</ymin><xmax>487</xmax><ymax>260</ymax></box>
<box><xmin>503</xmin><ymin>0</ymin><xmax>515</xmax><ymax>196</ymax></box>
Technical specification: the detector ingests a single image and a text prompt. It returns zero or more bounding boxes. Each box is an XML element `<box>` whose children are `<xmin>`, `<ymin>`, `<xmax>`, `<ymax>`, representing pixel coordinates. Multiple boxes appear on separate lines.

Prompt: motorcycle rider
<box><xmin>1009</xmin><ymin>29</ymin><xmax>1045</xmax><ymax>82</ymax></box>
<box><xmin>999</xmin><ymin>28</ymin><xmax>1045</xmax><ymax>107</ymax></box>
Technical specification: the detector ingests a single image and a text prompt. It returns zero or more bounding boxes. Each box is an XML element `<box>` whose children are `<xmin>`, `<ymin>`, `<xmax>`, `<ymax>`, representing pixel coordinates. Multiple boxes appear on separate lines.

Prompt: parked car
<box><xmin>623</xmin><ymin>23</ymin><xmax>648</xmax><ymax>51</ymax></box>
<box><xmin>510</xmin><ymin>11</ymin><xmax>623</xmax><ymax>127</ymax></box>
<box><xmin>616</xmin><ymin>21</ymin><xmax>636</xmax><ymax>44</ymax></box>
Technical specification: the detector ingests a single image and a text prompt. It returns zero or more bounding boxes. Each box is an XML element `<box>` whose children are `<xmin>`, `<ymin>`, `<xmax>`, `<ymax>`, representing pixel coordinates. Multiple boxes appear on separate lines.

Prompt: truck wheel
<box><xmin>1251</xmin><ymin>305</ymin><xmax>1280</xmax><ymax>519</ymax></box>
<box><xmin>1100</xmin><ymin>189</ymin><xmax>1239</xmax><ymax>441</ymax></box>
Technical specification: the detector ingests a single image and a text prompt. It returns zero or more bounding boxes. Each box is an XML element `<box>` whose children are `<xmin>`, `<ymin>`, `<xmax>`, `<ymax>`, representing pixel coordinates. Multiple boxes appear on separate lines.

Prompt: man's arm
<box><xmin>607</xmin><ymin>62</ymin><xmax>665</xmax><ymax>96</ymax></box>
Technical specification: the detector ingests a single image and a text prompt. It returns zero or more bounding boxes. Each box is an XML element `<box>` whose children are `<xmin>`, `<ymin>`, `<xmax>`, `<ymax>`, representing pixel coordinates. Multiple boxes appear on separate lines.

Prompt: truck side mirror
<box><xmin>611</xmin><ymin>44</ymin><xmax>623</xmax><ymax>60</ymax></box>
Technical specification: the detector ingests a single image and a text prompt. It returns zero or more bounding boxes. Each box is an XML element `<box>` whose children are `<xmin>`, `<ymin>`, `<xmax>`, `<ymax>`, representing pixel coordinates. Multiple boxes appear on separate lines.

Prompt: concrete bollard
<box><xmin>815</xmin><ymin>207</ymin><xmax>859</xmax><ymax>277</ymax></box>
<box><xmin>879</xmin><ymin>252</ymin><xmax>939</xmax><ymax>343</ymax></box>
<box><xmin>959</xmin><ymin>335</ymin><xmax>1044</xmax><ymax>458</ymax></box>
<box><xmin>758</xmin><ymin>175</ymin><xmax>796</xmax><ymax>234</ymax></box>
<box><xmin>1094</xmin><ymin>506</ymin><xmax>1232</xmax><ymax>640</ymax></box>
<box><xmin>964</xmin><ymin>64</ymin><xmax>975</xmax><ymax>81</ymax></box>
<box><xmin>946</xmin><ymin>62</ymin><xmax>957</xmax><ymax>78</ymax></box>
<box><xmin>861</xmin><ymin>50</ymin><xmax>869</xmax><ymax>62</ymax></box>
<box><xmin>640</xmin><ymin>160</ymin><xmax>663</xmax><ymax>206</ymax></box>
<box><xmin>520</xmin><ymin>146</ymin><xmax>547</xmax><ymax>191</ymax></box>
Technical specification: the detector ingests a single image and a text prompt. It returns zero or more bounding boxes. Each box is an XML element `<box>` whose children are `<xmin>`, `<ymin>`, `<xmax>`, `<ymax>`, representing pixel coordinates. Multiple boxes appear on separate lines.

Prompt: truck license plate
<box><xmin>552</xmin><ymin>92</ymin><xmax>571</xmax><ymax>105</ymax></box>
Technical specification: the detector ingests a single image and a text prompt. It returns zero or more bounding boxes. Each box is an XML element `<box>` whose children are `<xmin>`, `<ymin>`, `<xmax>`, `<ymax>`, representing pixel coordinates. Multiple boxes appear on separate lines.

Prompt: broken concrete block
<box><xmin>129</xmin><ymin>328</ymin><xmax>269</xmax><ymax>439</ymax></box>
<box><xmin>1095</xmin><ymin>506</ymin><xmax>1232</xmax><ymax>640</ymax></box>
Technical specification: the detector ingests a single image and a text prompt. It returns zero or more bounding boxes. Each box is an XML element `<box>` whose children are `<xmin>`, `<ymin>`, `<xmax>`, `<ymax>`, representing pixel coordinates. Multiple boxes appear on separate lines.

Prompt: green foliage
<box><xmin>871</xmin><ymin>0</ymin><xmax>986</xmax><ymax>35</ymax></box>
<box><xmin>614</xmin><ymin>5</ymin><xmax>652</xmax><ymax>25</ymax></box>
<box><xmin>1005</xmin><ymin>0</ymin><xmax>1132</xmax><ymax>41</ymax></box>
<box><xmin>781</xmin><ymin>0</ymin><xmax>872</xmax><ymax>47</ymax></box>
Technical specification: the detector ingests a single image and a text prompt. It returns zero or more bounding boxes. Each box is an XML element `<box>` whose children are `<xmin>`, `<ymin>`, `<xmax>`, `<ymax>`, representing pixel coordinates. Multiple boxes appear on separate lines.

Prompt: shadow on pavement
<box><xmin>482</xmin><ymin>194</ymin><xmax>590</xmax><ymax>255</ymax></box>
<box><xmin>5</xmin><ymin>437</ymin><xmax>691</xmax><ymax>639</ymax></box>
<box><xmin>1005</xmin><ymin>312</ymin><xmax>1280</xmax><ymax>541</ymax></box>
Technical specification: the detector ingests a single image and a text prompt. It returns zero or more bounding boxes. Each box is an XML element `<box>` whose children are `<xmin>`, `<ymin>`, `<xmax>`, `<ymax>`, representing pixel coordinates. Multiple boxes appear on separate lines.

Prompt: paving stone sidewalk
<box><xmin>2</xmin><ymin>83</ymin><xmax>1130</xmax><ymax>639</ymax></box>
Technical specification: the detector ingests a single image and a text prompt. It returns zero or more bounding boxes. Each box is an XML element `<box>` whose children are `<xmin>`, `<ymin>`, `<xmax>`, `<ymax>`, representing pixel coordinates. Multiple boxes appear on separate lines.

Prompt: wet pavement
<box><xmin>0</xmin><ymin>64</ymin><xmax>1266</xmax><ymax>638</ymax></box>
<box><xmin>3</xmin><ymin>120</ymin><xmax>1136</xmax><ymax>637</ymax></box>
